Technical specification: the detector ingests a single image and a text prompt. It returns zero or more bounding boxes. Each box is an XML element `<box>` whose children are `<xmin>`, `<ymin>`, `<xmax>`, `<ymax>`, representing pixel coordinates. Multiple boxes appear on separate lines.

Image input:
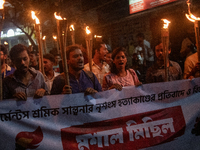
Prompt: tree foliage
<box><xmin>4</xmin><ymin>0</ymin><xmax>58</xmax><ymax>49</ymax></box>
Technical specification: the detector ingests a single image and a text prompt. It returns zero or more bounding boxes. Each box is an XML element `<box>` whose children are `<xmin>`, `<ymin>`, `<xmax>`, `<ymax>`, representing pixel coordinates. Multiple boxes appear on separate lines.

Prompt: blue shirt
<box><xmin>51</xmin><ymin>70</ymin><xmax>102</xmax><ymax>94</ymax></box>
<box><xmin>2</xmin><ymin>65</ymin><xmax>15</xmax><ymax>79</ymax></box>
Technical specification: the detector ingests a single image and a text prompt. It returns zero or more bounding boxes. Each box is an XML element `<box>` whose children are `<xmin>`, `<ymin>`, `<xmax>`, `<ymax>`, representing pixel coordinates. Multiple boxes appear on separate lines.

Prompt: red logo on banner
<box><xmin>15</xmin><ymin>126</ymin><xmax>43</xmax><ymax>149</ymax></box>
<box><xmin>61</xmin><ymin>106</ymin><xmax>185</xmax><ymax>150</ymax></box>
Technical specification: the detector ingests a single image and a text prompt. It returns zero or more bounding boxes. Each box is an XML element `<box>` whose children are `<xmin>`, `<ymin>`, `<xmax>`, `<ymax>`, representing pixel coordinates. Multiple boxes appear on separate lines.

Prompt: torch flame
<box><xmin>0</xmin><ymin>0</ymin><xmax>5</xmax><ymax>9</ymax></box>
<box><xmin>53</xmin><ymin>35</ymin><xmax>57</xmax><ymax>40</ymax></box>
<box><xmin>185</xmin><ymin>0</ymin><xmax>200</xmax><ymax>22</ymax></box>
<box><xmin>70</xmin><ymin>25</ymin><xmax>75</xmax><ymax>31</ymax></box>
<box><xmin>42</xmin><ymin>36</ymin><xmax>46</xmax><ymax>40</ymax></box>
<box><xmin>86</xmin><ymin>26</ymin><xmax>91</xmax><ymax>34</ymax></box>
<box><xmin>162</xmin><ymin>19</ymin><xmax>170</xmax><ymax>29</ymax></box>
<box><xmin>94</xmin><ymin>35</ymin><xmax>102</xmax><ymax>38</ymax></box>
<box><xmin>31</xmin><ymin>11</ymin><xmax>40</xmax><ymax>24</ymax></box>
<box><xmin>54</xmin><ymin>12</ymin><xmax>66</xmax><ymax>20</ymax></box>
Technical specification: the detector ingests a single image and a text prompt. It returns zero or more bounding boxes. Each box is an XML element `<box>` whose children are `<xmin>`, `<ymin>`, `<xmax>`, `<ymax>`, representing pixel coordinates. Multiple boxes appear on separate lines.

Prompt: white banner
<box><xmin>0</xmin><ymin>78</ymin><xmax>200</xmax><ymax>150</ymax></box>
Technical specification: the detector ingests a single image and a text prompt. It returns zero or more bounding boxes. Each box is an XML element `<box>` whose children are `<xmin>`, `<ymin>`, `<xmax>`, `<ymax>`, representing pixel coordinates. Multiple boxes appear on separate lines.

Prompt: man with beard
<box><xmin>51</xmin><ymin>45</ymin><xmax>101</xmax><ymax>95</ymax></box>
<box><xmin>3</xmin><ymin>44</ymin><xmax>48</xmax><ymax>100</ymax></box>
<box><xmin>84</xmin><ymin>41</ymin><xmax>109</xmax><ymax>86</ymax></box>
<box><xmin>1</xmin><ymin>45</ymin><xmax>15</xmax><ymax>79</ymax></box>
<box><xmin>145</xmin><ymin>42</ymin><xmax>182</xmax><ymax>83</ymax></box>
<box><xmin>43</xmin><ymin>54</ymin><xmax>60</xmax><ymax>93</ymax></box>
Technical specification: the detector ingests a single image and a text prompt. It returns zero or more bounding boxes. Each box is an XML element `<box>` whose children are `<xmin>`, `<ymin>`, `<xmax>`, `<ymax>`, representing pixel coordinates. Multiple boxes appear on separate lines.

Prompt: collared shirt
<box><xmin>44</xmin><ymin>71</ymin><xmax>60</xmax><ymax>94</ymax></box>
<box><xmin>51</xmin><ymin>70</ymin><xmax>102</xmax><ymax>95</ymax></box>
<box><xmin>3</xmin><ymin>68</ymin><xmax>48</xmax><ymax>99</ymax></box>
<box><xmin>2</xmin><ymin>64</ymin><xmax>15</xmax><ymax>79</ymax></box>
<box><xmin>102</xmin><ymin>69</ymin><xmax>140</xmax><ymax>91</ymax></box>
<box><xmin>84</xmin><ymin>60</ymin><xmax>110</xmax><ymax>86</ymax></box>
<box><xmin>145</xmin><ymin>61</ymin><xmax>182</xmax><ymax>83</ymax></box>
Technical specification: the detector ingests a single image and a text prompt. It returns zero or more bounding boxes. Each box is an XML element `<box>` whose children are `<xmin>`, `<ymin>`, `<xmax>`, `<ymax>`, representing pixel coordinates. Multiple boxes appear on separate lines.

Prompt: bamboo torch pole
<box><xmin>185</xmin><ymin>0</ymin><xmax>200</xmax><ymax>76</ymax></box>
<box><xmin>161</xmin><ymin>19</ymin><xmax>170</xmax><ymax>82</ymax></box>
<box><xmin>85</xmin><ymin>26</ymin><xmax>93</xmax><ymax>71</ymax></box>
<box><xmin>42</xmin><ymin>36</ymin><xmax>47</xmax><ymax>54</ymax></box>
<box><xmin>0</xmin><ymin>0</ymin><xmax>5</xmax><ymax>100</ymax></box>
<box><xmin>54</xmin><ymin>12</ymin><xmax>70</xmax><ymax>91</ymax></box>
<box><xmin>70</xmin><ymin>25</ymin><xmax>75</xmax><ymax>45</ymax></box>
<box><xmin>31</xmin><ymin>11</ymin><xmax>45</xmax><ymax>75</ymax></box>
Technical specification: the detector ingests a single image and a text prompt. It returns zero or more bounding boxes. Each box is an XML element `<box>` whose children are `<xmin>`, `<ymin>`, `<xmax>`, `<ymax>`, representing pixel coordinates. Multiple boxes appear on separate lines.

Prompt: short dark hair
<box><xmin>110</xmin><ymin>47</ymin><xmax>129</xmax><ymax>74</ymax></box>
<box><xmin>136</xmin><ymin>32</ymin><xmax>144</xmax><ymax>39</ymax></box>
<box><xmin>29</xmin><ymin>51</ymin><xmax>37</xmax><ymax>55</ymax></box>
<box><xmin>66</xmin><ymin>45</ymin><xmax>81</xmax><ymax>60</ymax></box>
<box><xmin>155</xmin><ymin>41</ymin><xmax>172</xmax><ymax>50</ymax></box>
<box><xmin>0</xmin><ymin>45</ymin><xmax>8</xmax><ymax>55</ymax></box>
<box><xmin>43</xmin><ymin>53</ymin><xmax>55</xmax><ymax>63</ymax></box>
<box><xmin>93</xmin><ymin>41</ymin><xmax>106</xmax><ymax>57</ymax></box>
<box><xmin>94</xmin><ymin>41</ymin><xmax>106</xmax><ymax>51</ymax></box>
<box><xmin>10</xmin><ymin>44</ymin><xmax>29</xmax><ymax>62</ymax></box>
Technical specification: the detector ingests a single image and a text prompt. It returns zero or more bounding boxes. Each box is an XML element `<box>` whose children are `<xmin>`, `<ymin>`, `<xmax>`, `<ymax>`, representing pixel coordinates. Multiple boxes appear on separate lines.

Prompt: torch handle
<box><xmin>57</xmin><ymin>20</ymin><xmax>71</xmax><ymax>90</ymax></box>
<box><xmin>161</xmin><ymin>29</ymin><xmax>169</xmax><ymax>82</ymax></box>
<box><xmin>0</xmin><ymin>10</ymin><xmax>4</xmax><ymax>100</ymax></box>
<box><xmin>194</xmin><ymin>21</ymin><xmax>200</xmax><ymax>61</ymax></box>
<box><xmin>43</xmin><ymin>39</ymin><xmax>47</xmax><ymax>54</ymax></box>
<box><xmin>35</xmin><ymin>25</ymin><xmax>45</xmax><ymax>76</ymax></box>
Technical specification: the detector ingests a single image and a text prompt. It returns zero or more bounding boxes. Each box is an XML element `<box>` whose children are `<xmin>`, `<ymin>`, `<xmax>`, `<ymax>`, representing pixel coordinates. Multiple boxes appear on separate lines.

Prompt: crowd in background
<box><xmin>1</xmin><ymin>31</ymin><xmax>200</xmax><ymax>100</ymax></box>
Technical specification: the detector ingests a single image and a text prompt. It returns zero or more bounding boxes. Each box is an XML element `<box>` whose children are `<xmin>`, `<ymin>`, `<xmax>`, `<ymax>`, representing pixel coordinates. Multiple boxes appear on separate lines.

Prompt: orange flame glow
<box><xmin>54</xmin><ymin>12</ymin><xmax>66</xmax><ymax>20</ymax></box>
<box><xmin>31</xmin><ymin>11</ymin><xmax>40</xmax><ymax>24</ymax></box>
<box><xmin>86</xmin><ymin>26</ymin><xmax>91</xmax><ymax>35</ymax></box>
<box><xmin>0</xmin><ymin>0</ymin><xmax>5</xmax><ymax>9</ymax></box>
<box><xmin>42</xmin><ymin>36</ymin><xmax>46</xmax><ymax>40</ymax></box>
<box><xmin>53</xmin><ymin>35</ymin><xmax>57</xmax><ymax>40</ymax></box>
<box><xmin>15</xmin><ymin>126</ymin><xmax>43</xmax><ymax>149</ymax></box>
<box><xmin>185</xmin><ymin>0</ymin><xmax>200</xmax><ymax>22</ymax></box>
<box><xmin>162</xmin><ymin>19</ymin><xmax>170</xmax><ymax>29</ymax></box>
<box><xmin>70</xmin><ymin>25</ymin><xmax>75</xmax><ymax>31</ymax></box>
<box><xmin>94</xmin><ymin>35</ymin><xmax>102</xmax><ymax>38</ymax></box>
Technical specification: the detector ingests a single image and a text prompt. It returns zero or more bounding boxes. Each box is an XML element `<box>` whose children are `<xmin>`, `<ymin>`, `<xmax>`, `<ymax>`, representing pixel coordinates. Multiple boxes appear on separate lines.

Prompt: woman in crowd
<box><xmin>102</xmin><ymin>47</ymin><xmax>141</xmax><ymax>91</ymax></box>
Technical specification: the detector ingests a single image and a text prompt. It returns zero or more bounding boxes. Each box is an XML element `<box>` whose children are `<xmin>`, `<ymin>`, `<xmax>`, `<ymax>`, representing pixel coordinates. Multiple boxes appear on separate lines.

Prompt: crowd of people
<box><xmin>1</xmin><ymin>32</ymin><xmax>200</xmax><ymax>101</ymax></box>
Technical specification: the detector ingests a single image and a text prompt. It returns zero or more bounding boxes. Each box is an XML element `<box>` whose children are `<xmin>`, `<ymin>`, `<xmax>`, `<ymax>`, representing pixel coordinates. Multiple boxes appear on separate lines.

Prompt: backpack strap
<box><xmin>83</xmin><ymin>70</ymin><xmax>95</xmax><ymax>87</ymax></box>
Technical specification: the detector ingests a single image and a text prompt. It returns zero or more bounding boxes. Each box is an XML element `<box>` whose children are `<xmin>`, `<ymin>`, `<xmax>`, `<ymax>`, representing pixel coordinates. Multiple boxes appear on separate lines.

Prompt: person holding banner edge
<box><xmin>51</xmin><ymin>45</ymin><xmax>102</xmax><ymax>95</ymax></box>
<box><xmin>3</xmin><ymin>44</ymin><xmax>48</xmax><ymax>100</ymax></box>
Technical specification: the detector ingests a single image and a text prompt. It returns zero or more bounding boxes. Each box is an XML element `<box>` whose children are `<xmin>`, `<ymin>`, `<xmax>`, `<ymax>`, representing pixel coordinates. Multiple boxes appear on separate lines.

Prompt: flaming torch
<box><xmin>69</xmin><ymin>24</ymin><xmax>75</xmax><ymax>45</ymax></box>
<box><xmin>185</xmin><ymin>0</ymin><xmax>200</xmax><ymax>62</ymax></box>
<box><xmin>85</xmin><ymin>26</ymin><xmax>93</xmax><ymax>71</ymax></box>
<box><xmin>54</xmin><ymin>12</ymin><xmax>70</xmax><ymax>90</ymax></box>
<box><xmin>53</xmin><ymin>35</ymin><xmax>60</xmax><ymax>54</ymax></box>
<box><xmin>0</xmin><ymin>0</ymin><xmax>5</xmax><ymax>100</ymax></box>
<box><xmin>94</xmin><ymin>35</ymin><xmax>102</xmax><ymax>42</ymax></box>
<box><xmin>161</xmin><ymin>19</ymin><xmax>171</xmax><ymax>82</ymax></box>
<box><xmin>31</xmin><ymin>11</ymin><xmax>45</xmax><ymax>75</ymax></box>
<box><xmin>42</xmin><ymin>36</ymin><xmax>47</xmax><ymax>54</ymax></box>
